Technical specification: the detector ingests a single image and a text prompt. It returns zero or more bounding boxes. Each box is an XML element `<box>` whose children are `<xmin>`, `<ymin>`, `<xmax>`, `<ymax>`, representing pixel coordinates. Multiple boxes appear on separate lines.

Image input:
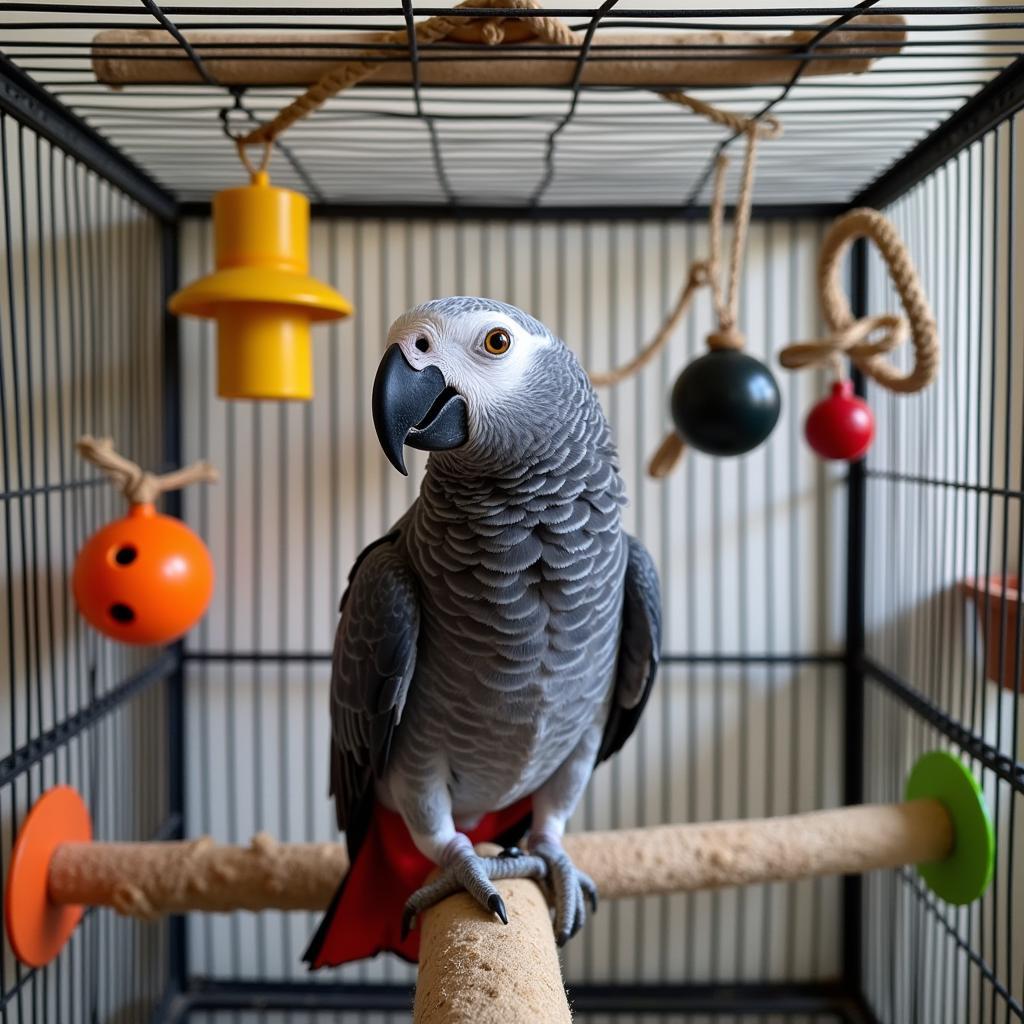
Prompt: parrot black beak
<box><xmin>371</xmin><ymin>344</ymin><xmax>469</xmax><ymax>475</ymax></box>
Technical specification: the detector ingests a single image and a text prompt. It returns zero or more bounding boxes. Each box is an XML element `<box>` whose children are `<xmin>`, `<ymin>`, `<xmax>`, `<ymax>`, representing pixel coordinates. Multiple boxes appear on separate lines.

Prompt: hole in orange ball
<box><xmin>109</xmin><ymin>603</ymin><xmax>135</xmax><ymax>624</ymax></box>
<box><xmin>114</xmin><ymin>545</ymin><xmax>137</xmax><ymax>566</ymax></box>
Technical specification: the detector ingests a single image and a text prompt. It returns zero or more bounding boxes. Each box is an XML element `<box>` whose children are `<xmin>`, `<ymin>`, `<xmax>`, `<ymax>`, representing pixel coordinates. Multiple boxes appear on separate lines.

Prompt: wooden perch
<box><xmin>414</xmin><ymin>851</ymin><xmax>572</xmax><ymax>1024</ymax></box>
<box><xmin>40</xmin><ymin>800</ymin><xmax>951</xmax><ymax>1023</ymax></box>
<box><xmin>49</xmin><ymin>800</ymin><xmax>950</xmax><ymax>916</ymax></box>
<box><xmin>14</xmin><ymin>753</ymin><xmax>994</xmax><ymax>1014</ymax></box>
<box><xmin>91</xmin><ymin>16</ymin><xmax>906</xmax><ymax>89</ymax></box>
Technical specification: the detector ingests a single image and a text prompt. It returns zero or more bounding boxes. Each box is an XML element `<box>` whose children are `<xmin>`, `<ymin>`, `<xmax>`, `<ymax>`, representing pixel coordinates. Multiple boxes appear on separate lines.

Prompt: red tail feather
<box><xmin>304</xmin><ymin>798</ymin><xmax>532</xmax><ymax>968</ymax></box>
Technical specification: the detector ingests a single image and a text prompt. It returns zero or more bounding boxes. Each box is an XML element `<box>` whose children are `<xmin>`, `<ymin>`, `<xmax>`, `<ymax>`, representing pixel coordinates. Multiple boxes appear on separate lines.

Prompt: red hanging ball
<box><xmin>805</xmin><ymin>379</ymin><xmax>875</xmax><ymax>461</ymax></box>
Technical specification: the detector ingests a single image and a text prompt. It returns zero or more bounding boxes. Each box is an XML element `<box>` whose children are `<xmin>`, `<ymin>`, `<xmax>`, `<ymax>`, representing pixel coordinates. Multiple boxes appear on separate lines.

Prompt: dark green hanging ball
<box><xmin>670</xmin><ymin>349</ymin><xmax>782</xmax><ymax>457</ymax></box>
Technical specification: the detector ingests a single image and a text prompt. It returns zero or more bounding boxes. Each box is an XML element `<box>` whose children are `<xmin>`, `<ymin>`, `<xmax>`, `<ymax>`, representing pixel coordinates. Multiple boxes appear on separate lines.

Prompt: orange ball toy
<box><xmin>73</xmin><ymin>503</ymin><xmax>214</xmax><ymax>645</ymax></box>
<box><xmin>72</xmin><ymin>436</ymin><xmax>218</xmax><ymax>646</ymax></box>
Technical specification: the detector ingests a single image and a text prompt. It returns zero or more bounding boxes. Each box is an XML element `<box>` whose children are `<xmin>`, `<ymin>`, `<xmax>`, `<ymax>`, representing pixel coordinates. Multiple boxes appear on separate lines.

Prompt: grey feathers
<box><xmin>329</xmin><ymin>533</ymin><xmax>419</xmax><ymax>832</ymax></box>
<box><xmin>597</xmin><ymin>535</ymin><xmax>661</xmax><ymax>764</ymax></box>
<box><xmin>414</xmin><ymin>296</ymin><xmax>553</xmax><ymax>339</ymax></box>
<box><xmin>327</xmin><ymin>297</ymin><xmax>661</xmax><ymax>852</ymax></box>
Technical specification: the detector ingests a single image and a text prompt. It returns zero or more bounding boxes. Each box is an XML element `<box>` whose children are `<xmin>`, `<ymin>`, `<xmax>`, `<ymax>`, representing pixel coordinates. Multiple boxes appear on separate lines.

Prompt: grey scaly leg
<box><xmin>401</xmin><ymin>835</ymin><xmax>547</xmax><ymax>937</ymax></box>
<box><xmin>398</xmin><ymin>727</ymin><xmax>602</xmax><ymax>942</ymax></box>
<box><xmin>525</xmin><ymin>727</ymin><xmax>603</xmax><ymax>944</ymax></box>
<box><xmin>528</xmin><ymin>828</ymin><xmax>599</xmax><ymax>945</ymax></box>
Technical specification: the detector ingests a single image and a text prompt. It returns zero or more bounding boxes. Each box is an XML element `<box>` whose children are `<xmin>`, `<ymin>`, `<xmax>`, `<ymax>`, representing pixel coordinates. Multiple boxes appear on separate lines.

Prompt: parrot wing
<box><xmin>329</xmin><ymin>529</ymin><xmax>419</xmax><ymax>850</ymax></box>
<box><xmin>597</xmin><ymin>534</ymin><xmax>662</xmax><ymax>763</ymax></box>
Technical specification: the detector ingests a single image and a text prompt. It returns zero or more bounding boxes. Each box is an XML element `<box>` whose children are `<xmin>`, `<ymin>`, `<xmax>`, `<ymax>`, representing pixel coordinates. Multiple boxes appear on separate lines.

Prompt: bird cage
<box><xmin>0</xmin><ymin>3</ymin><xmax>1022</xmax><ymax>1022</ymax></box>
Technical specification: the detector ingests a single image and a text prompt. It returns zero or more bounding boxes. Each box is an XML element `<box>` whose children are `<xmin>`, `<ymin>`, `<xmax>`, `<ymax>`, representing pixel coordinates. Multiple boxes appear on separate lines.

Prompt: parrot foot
<box><xmin>401</xmin><ymin>838</ymin><xmax>547</xmax><ymax>938</ymax></box>
<box><xmin>529</xmin><ymin>832</ymin><xmax>599</xmax><ymax>946</ymax></box>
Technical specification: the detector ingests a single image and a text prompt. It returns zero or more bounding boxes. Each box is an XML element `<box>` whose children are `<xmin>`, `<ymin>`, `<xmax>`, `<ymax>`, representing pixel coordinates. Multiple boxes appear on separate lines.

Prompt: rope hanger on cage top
<box><xmin>602</xmin><ymin>125</ymin><xmax>787</xmax><ymax>478</ymax></box>
<box><xmin>218</xmin><ymin>0</ymin><xmax>790</xmax><ymax>174</ymax></box>
<box><xmin>227</xmin><ymin>0</ymin><xmax>787</xmax><ymax>159</ymax></box>
<box><xmin>166</xmin><ymin>0</ymin><xmax>797</xmax><ymax>406</ymax></box>
<box><xmin>158</xmin><ymin>0</ymin><xmax>936</xmax><ymax>462</ymax></box>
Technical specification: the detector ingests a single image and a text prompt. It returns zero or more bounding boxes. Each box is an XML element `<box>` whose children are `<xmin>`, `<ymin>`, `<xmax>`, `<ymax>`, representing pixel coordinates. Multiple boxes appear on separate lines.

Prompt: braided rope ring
<box><xmin>815</xmin><ymin>208</ymin><xmax>938</xmax><ymax>393</ymax></box>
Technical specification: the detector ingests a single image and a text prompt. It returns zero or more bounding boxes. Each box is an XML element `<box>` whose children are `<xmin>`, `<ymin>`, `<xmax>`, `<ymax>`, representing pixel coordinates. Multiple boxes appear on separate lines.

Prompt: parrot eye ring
<box><xmin>483</xmin><ymin>328</ymin><xmax>512</xmax><ymax>356</ymax></box>
<box><xmin>415</xmin><ymin>337</ymin><xmax>430</xmax><ymax>353</ymax></box>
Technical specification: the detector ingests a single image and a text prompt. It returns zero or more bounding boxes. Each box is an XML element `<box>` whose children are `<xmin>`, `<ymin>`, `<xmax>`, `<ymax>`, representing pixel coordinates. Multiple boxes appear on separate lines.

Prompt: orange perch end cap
<box><xmin>6</xmin><ymin>786</ymin><xmax>92</xmax><ymax>968</ymax></box>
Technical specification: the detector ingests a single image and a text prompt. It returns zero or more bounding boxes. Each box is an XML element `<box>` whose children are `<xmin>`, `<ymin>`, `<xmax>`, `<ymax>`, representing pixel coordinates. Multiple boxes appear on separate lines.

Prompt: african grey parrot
<box><xmin>304</xmin><ymin>297</ymin><xmax>661</xmax><ymax>968</ymax></box>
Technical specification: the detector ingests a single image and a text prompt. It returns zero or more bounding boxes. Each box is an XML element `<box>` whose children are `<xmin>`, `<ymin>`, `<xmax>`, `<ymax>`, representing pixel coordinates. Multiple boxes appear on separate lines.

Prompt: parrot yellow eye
<box><xmin>483</xmin><ymin>328</ymin><xmax>512</xmax><ymax>356</ymax></box>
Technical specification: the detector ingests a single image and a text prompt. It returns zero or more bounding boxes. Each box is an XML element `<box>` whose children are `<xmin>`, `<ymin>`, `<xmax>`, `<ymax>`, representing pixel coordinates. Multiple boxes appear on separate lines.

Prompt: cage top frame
<box><xmin>2</xmin><ymin>2</ymin><xmax>1024</xmax><ymax>213</ymax></box>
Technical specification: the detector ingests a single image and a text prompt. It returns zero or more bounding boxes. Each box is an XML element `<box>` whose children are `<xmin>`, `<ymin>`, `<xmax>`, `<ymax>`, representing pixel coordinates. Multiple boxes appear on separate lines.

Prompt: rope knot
<box><xmin>76</xmin><ymin>435</ymin><xmax>218</xmax><ymax>506</ymax></box>
<box><xmin>480</xmin><ymin>19</ymin><xmax>506</xmax><ymax>45</ymax></box>
<box><xmin>841</xmin><ymin>314</ymin><xmax>908</xmax><ymax>360</ymax></box>
<box><xmin>778</xmin><ymin>314</ymin><xmax>907</xmax><ymax>375</ymax></box>
<box><xmin>706</xmin><ymin>327</ymin><xmax>745</xmax><ymax>351</ymax></box>
<box><xmin>689</xmin><ymin>261</ymin><xmax>712</xmax><ymax>288</ymax></box>
<box><xmin>755</xmin><ymin>115</ymin><xmax>784</xmax><ymax>140</ymax></box>
<box><xmin>780</xmin><ymin>208</ymin><xmax>938</xmax><ymax>395</ymax></box>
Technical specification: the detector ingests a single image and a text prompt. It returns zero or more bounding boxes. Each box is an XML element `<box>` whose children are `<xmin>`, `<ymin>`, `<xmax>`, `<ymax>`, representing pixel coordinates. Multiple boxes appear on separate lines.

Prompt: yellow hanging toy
<box><xmin>169</xmin><ymin>145</ymin><xmax>352</xmax><ymax>401</ymax></box>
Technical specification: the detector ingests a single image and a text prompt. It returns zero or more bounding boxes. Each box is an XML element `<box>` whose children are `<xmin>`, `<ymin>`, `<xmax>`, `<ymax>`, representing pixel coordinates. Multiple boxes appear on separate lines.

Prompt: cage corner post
<box><xmin>841</xmin><ymin>235</ymin><xmax>872</xmax><ymax>1023</ymax></box>
<box><xmin>159</xmin><ymin>214</ymin><xmax>190</xmax><ymax>1022</ymax></box>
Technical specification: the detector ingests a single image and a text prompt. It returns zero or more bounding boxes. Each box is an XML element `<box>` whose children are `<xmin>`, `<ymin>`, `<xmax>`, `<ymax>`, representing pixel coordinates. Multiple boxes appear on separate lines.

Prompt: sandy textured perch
<box><xmin>46</xmin><ymin>801</ymin><xmax>950</xmax><ymax>1024</ymax></box>
<box><xmin>414</xmin><ymin>859</ymin><xmax>572</xmax><ymax>1024</ymax></box>
<box><xmin>91</xmin><ymin>16</ymin><xmax>906</xmax><ymax>89</ymax></box>
<box><xmin>48</xmin><ymin>799</ymin><xmax>950</xmax><ymax>915</ymax></box>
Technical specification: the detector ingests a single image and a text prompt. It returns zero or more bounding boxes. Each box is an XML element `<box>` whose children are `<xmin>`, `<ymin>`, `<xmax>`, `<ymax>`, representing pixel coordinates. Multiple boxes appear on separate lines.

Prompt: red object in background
<box><xmin>804</xmin><ymin>379</ymin><xmax>875</xmax><ymax>461</ymax></box>
<box><xmin>72</xmin><ymin>502</ymin><xmax>214</xmax><ymax>645</ymax></box>
<box><xmin>961</xmin><ymin>575</ymin><xmax>1022</xmax><ymax>692</ymax></box>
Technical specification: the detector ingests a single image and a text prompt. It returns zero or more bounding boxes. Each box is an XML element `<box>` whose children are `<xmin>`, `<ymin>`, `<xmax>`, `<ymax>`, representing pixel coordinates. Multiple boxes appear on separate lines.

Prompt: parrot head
<box><xmin>372</xmin><ymin>297</ymin><xmax>573</xmax><ymax>475</ymax></box>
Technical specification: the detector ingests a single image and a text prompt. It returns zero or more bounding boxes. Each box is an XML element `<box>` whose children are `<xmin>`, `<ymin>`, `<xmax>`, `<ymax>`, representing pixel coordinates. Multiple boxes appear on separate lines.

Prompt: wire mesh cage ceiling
<box><xmin>4</xmin><ymin>2</ymin><xmax>1022</xmax><ymax>208</ymax></box>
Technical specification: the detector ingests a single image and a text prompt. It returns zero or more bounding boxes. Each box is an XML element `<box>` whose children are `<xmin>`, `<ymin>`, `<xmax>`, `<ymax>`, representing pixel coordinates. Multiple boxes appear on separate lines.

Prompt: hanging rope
<box><xmin>588</xmin><ymin>118</ymin><xmax>770</xmax><ymax>388</ymax></box>
<box><xmin>705</xmin><ymin>131</ymin><xmax>760</xmax><ymax>351</ymax></box>
<box><xmin>238</xmin><ymin>0</ymin><xmax>573</xmax><ymax>151</ymax></box>
<box><xmin>647</xmin><ymin>432</ymin><xmax>687</xmax><ymax>479</ymax></box>
<box><xmin>234</xmin><ymin>136</ymin><xmax>272</xmax><ymax>179</ymax></box>
<box><xmin>661</xmin><ymin>92</ymin><xmax>782</xmax><ymax>143</ymax></box>
<box><xmin>223</xmin><ymin>0</ymin><xmax>781</xmax><ymax>398</ymax></box>
<box><xmin>778</xmin><ymin>208</ymin><xmax>938</xmax><ymax>392</ymax></box>
<box><xmin>588</xmin><ymin>263</ymin><xmax>711</xmax><ymax>388</ymax></box>
<box><xmin>236</xmin><ymin>0</ymin><xmax>781</xmax><ymax>166</ymax></box>
<box><xmin>643</xmin><ymin>127</ymin><xmax>763</xmax><ymax>479</ymax></box>
<box><xmin>77</xmin><ymin>436</ymin><xmax>219</xmax><ymax>506</ymax></box>
<box><xmin>219</xmin><ymin>0</ymin><xmax>788</xmax><ymax>479</ymax></box>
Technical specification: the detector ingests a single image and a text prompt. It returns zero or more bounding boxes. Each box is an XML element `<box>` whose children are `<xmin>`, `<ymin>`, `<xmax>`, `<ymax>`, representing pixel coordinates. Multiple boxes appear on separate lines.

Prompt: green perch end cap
<box><xmin>905</xmin><ymin>750</ymin><xmax>994</xmax><ymax>906</ymax></box>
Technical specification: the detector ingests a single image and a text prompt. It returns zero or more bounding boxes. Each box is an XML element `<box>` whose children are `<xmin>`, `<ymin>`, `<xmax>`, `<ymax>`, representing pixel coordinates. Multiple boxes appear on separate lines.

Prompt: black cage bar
<box><xmin>1</xmin><ymin>5</ymin><xmax>1024</xmax><ymax>1023</ymax></box>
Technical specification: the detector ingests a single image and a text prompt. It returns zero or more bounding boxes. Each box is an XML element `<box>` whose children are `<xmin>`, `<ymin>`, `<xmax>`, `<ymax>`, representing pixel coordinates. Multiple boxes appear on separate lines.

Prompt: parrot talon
<box><xmin>580</xmin><ymin>872</ymin><xmax>599</xmax><ymax>913</ymax></box>
<box><xmin>488</xmin><ymin>892</ymin><xmax>509</xmax><ymax>925</ymax></box>
<box><xmin>403</xmin><ymin>848</ymin><xmax>527</xmax><ymax>933</ymax></box>
<box><xmin>529</xmin><ymin>837</ymin><xmax>597</xmax><ymax>946</ymax></box>
<box><xmin>499</xmin><ymin>845</ymin><xmax>524</xmax><ymax>859</ymax></box>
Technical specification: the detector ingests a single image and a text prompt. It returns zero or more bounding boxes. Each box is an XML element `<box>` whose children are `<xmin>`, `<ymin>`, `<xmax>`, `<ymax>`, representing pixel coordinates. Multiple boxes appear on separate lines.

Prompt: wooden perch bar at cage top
<box><xmin>90</xmin><ymin>16</ymin><xmax>906</xmax><ymax>89</ymax></box>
